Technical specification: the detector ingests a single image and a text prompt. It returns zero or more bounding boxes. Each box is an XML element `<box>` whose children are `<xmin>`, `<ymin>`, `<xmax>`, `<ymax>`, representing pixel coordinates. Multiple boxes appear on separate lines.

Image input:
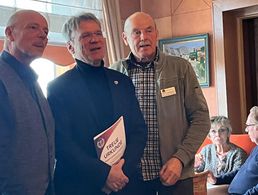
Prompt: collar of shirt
<box><xmin>126</xmin><ymin>48</ymin><xmax>159</xmax><ymax>70</ymax></box>
<box><xmin>75</xmin><ymin>58</ymin><xmax>105</xmax><ymax>73</ymax></box>
<box><xmin>1</xmin><ymin>50</ymin><xmax>38</xmax><ymax>84</ymax></box>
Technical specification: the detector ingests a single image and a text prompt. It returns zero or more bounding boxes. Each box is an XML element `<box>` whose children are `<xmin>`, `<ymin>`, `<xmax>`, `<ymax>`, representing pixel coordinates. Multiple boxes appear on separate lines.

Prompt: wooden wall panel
<box><xmin>43</xmin><ymin>45</ymin><xmax>74</xmax><ymax>66</ymax></box>
<box><xmin>172</xmin><ymin>9</ymin><xmax>212</xmax><ymax>37</ymax></box>
<box><xmin>141</xmin><ymin>0</ymin><xmax>171</xmax><ymax>18</ymax></box>
<box><xmin>155</xmin><ymin>17</ymin><xmax>172</xmax><ymax>39</ymax></box>
<box><xmin>173</xmin><ymin>0</ymin><xmax>210</xmax><ymax>14</ymax></box>
<box><xmin>119</xmin><ymin>0</ymin><xmax>140</xmax><ymax>20</ymax></box>
<box><xmin>134</xmin><ymin>0</ymin><xmax>217</xmax><ymax>115</ymax></box>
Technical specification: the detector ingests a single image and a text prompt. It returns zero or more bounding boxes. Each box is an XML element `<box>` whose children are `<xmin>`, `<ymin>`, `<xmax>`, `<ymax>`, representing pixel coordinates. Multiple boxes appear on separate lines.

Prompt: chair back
<box><xmin>197</xmin><ymin>133</ymin><xmax>256</xmax><ymax>155</ymax></box>
<box><xmin>193</xmin><ymin>171</ymin><xmax>208</xmax><ymax>195</ymax></box>
<box><xmin>229</xmin><ymin>134</ymin><xmax>256</xmax><ymax>155</ymax></box>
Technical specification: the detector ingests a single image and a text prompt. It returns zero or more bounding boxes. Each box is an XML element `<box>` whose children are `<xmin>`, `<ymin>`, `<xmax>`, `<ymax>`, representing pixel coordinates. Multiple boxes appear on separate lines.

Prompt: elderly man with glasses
<box><xmin>47</xmin><ymin>12</ymin><xmax>147</xmax><ymax>195</ymax></box>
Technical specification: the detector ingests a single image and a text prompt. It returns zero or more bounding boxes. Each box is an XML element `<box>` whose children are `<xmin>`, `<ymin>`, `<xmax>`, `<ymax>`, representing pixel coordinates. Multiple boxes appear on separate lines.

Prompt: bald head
<box><xmin>124</xmin><ymin>12</ymin><xmax>156</xmax><ymax>33</ymax></box>
<box><xmin>6</xmin><ymin>10</ymin><xmax>48</xmax><ymax>29</ymax></box>
<box><xmin>4</xmin><ymin>9</ymin><xmax>49</xmax><ymax>65</ymax></box>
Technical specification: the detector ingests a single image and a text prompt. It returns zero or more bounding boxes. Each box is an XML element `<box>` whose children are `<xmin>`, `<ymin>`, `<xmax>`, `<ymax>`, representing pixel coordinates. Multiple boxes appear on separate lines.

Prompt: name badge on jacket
<box><xmin>161</xmin><ymin>87</ymin><xmax>176</xmax><ymax>97</ymax></box>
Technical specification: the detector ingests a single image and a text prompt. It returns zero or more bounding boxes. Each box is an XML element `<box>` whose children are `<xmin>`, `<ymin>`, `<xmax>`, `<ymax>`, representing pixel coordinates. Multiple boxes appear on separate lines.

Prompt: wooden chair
<box><xmin>229</xmin><ymin>134</ymin><xmax>256</xmax><ymax>155</ymax></box>
<box><xmin>193</xmin><ymin>171</ymin><xmax>209</xmax><ymax>195</ymax></box>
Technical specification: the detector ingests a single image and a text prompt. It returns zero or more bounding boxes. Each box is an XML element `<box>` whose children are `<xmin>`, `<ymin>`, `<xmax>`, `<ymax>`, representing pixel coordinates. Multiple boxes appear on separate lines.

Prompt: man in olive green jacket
<box><xmin>111</xmin><ymin>11</ymin><xmax>210</xmax><ymax>195</ymax></box>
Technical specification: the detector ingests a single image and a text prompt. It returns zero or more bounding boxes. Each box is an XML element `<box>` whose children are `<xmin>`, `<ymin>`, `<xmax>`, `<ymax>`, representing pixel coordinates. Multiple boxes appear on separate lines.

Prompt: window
<box><xmin>0</xmin><ymin>0</ymin><xmax>104</xmax><ymax>93</ymax></box>
<box><xmin>0</xmin><ymin>0</ymin><xmax>103</xmax><ymax>45</ymax></box>
<box><xmin>30</xmin><ymin>58</ymin><xmax>55</xmax><ymax>96</ymax></box>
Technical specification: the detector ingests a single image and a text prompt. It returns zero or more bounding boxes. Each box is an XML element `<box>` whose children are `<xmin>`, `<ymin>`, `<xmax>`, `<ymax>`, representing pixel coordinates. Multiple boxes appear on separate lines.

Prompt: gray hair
<box><xmin>210</xmin><ymin>116</ymin><xmax>232</xmax><ymax>134</ymax></box>
<box><xmin>248</xmin><ymin>106</ymin><xmax>258</xmax><ymax>124</ymax></box>
<box><xmin>62</xmin><ymin>12</ymin><xmax>101</xmax><ymax>42</ymax></box>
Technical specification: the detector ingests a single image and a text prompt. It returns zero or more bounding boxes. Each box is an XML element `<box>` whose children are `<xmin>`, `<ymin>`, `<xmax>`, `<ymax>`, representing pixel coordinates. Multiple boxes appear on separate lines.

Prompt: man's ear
<box><xmin>122</xmin><ymin>32</ymin><xmax>129</xmax><ymax>46</ymax></box>
<box><xmin>66</xmin><ymin>41</ymin><xmax>75</xmax><ymax>55</ymax></box>
<box><xmin>5</xmin><ymin>26</ymin><xmax>15</xmax><ymax>41</ymax></box>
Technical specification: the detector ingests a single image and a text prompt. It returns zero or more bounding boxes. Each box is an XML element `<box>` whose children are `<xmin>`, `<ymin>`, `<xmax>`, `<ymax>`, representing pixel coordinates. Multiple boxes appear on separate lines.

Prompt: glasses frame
<box><xmin>245</xmin><ymin>124</ymin><xmax>258</xmax><ymax>132</ymax></box>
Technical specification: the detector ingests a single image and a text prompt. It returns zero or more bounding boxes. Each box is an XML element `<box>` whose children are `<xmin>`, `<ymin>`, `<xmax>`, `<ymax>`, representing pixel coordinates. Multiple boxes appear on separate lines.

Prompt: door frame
<box><xmin>213</xmin><ymin>0</ymin><xmax>258</xmax><ymax>132</ymax></box>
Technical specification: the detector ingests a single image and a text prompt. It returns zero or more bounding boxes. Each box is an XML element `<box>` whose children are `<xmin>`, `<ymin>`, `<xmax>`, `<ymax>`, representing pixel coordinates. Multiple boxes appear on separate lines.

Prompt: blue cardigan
<box><xmin>195</xmin><ymin>143</ymin><xmax>247</xmax><ymax>177</ymax></box>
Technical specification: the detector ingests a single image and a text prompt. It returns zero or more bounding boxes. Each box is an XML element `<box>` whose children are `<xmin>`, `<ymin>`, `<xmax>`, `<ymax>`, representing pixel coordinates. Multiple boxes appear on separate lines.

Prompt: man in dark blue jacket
<box><xmin>208</xmin><ymin>106</ymin><xmax>258</xmax><ymax>195</ymax></box>
<box><xmin>47</xmin><ymin>12</ymin><xmax>147</xmax><ymax>195</ymax></box>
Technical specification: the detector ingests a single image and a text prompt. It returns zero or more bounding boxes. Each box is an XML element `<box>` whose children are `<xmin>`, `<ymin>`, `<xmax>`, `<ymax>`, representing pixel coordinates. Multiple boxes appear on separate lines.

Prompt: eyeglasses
<box><xmin>209</xmin><ymin>128</ymin><xmax>228</xmax><ymax>135</ymax></box>
<box><xmin>79</xmin><ymin>31</ymin><xmax>103</xmax><ymax>41</ymax></box>
<box><xmin>245</xmin><ymin>124</ymin><xmax>257</xmax><ymax>132</ymax></box>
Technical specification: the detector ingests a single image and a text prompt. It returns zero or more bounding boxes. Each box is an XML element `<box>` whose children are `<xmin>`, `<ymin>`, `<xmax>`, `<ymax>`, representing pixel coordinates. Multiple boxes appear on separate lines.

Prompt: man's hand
<box><xmin>207</xmin><ymin>171</ymin><xmax>217</xmax><ymax>184</ymax></box>
<box><xmin>159</xmin><ymin>157</ymin><xmax>183</xmax><ymax>186</ymax></box>
<box><xmin>104</xmin><ymin>159</ymin><xmax>129</xmax><ymax>192</ymax></box>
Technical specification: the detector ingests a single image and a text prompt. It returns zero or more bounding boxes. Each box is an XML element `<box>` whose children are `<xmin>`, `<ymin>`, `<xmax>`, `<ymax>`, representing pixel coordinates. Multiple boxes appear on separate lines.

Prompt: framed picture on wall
<box><xmin>159</xmin><ymin>33</ymin><xmax>209</xmax><ymax>87</ymax></box>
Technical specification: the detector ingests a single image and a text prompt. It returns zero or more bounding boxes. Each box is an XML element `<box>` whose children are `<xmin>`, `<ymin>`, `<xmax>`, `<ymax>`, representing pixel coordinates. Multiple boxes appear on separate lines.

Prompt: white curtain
<box><xmin>102</xmin><ymin>0</ymin><xmax>124</xmax><ymax>66</ymax></box>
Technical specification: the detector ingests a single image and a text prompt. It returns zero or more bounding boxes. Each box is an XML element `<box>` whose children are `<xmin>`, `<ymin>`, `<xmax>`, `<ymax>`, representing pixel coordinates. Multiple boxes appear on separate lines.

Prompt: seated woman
<box><xmin>195</xmin><ymin>116</ymin><xmax>247</xmax><ymax>178</ymax></box>
<box><xmin>207</xmin><ymin>106</ymin><xmax>258</xmax><ymax>194</ymax></box>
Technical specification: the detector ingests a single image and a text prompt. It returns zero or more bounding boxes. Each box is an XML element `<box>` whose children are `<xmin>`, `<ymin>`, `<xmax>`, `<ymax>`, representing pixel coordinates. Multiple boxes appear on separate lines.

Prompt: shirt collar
<box><xmin>75</xmin><ymin>58</ymin><xmax>105</xmax><ymax>72</ymax></box>
<box><xmin>127</xmin><ymin>48</ymin><xmax>159</xmax><ymax>70</ymax></box>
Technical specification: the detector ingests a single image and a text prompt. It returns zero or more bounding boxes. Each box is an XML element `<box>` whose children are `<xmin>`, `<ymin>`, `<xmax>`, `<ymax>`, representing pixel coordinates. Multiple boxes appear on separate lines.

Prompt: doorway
<box><xmin>213</xmin><ymin>1</ymin><xmax>258</xmax><ymax>133</ymax></box>
<box><xmin>242</xmin><ymin>18</ymin><xmax>258</xmax><ymax>110</ymax></box>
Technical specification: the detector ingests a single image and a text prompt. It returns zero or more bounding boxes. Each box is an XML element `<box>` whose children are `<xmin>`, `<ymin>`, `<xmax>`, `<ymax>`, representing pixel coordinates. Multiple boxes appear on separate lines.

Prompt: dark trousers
<box><xmin>112</xmin><ymin>177</ymin><xmax>193</xmax><ymax>195</ymax></box>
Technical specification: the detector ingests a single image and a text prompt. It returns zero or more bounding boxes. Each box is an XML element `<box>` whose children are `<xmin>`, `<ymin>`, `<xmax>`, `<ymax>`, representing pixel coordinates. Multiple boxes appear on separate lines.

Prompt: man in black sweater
<box><xmin>47</xmin><ymin>12</ymin><xmax>147</xmax><ymax>195</ymax></box>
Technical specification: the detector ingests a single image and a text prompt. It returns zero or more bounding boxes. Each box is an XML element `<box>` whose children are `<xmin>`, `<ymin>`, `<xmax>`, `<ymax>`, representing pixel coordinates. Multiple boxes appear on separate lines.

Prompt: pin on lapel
<box><xmin>114</xmin><ymin>80</ymin><xmax>119</xmax><ymax>85</ymax></box>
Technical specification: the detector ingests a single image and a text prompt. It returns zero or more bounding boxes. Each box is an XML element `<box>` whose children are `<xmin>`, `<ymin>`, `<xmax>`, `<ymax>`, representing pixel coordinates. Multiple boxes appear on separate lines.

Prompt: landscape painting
<box><xmin>159</xmin><ymin>34</ymin><xmax>209</xmax><ymax>87</ymax></box>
